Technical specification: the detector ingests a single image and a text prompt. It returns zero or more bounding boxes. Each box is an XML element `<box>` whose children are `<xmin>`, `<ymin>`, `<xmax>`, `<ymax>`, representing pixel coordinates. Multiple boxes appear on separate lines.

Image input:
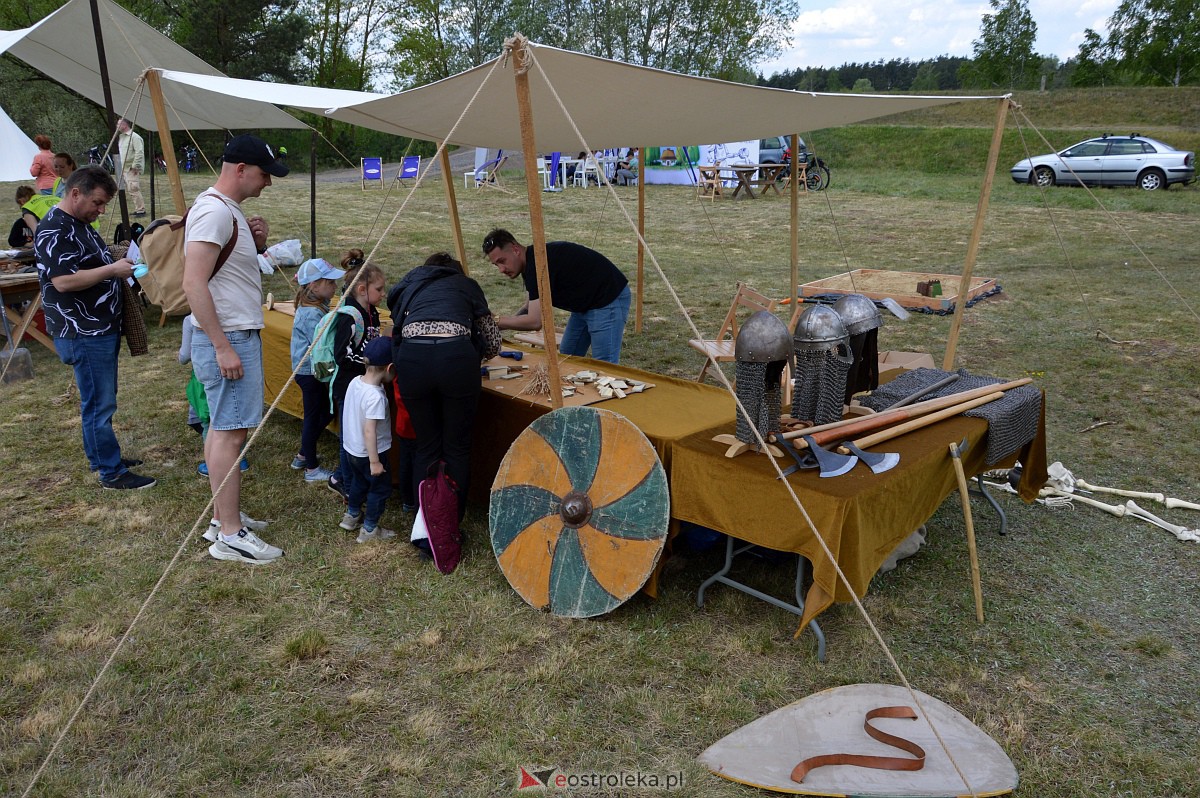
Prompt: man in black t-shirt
<box><xmin>482</xmin><ymin>228</ymin><xmax>631</xmax><ymax>363</ymax></box>
<box><xmin>35</xmin><ymin>166</ymin><xmax>154</xmax><ymax>490</ymax></box>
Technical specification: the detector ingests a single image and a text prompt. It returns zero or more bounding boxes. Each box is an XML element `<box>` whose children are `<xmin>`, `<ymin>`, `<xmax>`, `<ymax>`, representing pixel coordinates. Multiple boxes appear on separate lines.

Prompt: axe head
<box><xmin>842</xmin><ymin>441</ymin><xmax>899</xmax><ymax>475</ymax></box>
<box><xmin>802</xmin><ymin>435</ymin><xmax>858</xmax><ymax>478</ymax></box>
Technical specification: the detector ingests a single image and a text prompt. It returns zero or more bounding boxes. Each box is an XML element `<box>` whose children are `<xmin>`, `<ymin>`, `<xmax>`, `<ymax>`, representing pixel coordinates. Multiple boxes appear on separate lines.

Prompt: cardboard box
<box><xmin>877</xmin><ymin>351</ymin><xmax>937</xmax><ymax>383</ymax></box>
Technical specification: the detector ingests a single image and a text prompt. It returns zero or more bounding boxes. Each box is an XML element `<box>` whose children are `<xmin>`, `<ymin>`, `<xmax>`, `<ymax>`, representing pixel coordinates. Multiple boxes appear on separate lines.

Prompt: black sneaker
<box><xmin>326</xmin><ymin>474</ymin><xmax>347</xmax><ymax>502</ymax></box>
<box><xmin>100</xmin><ymin>471</ymin><xmax>156</xmax><ymax>490</ymax></box>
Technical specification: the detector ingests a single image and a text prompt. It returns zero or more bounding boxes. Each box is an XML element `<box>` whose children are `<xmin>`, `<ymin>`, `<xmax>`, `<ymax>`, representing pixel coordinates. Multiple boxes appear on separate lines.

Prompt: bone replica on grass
<box><xmin>984</xmin><ymin>462</ymin><xmax>1199</xmax><ymax>543</ymax></box>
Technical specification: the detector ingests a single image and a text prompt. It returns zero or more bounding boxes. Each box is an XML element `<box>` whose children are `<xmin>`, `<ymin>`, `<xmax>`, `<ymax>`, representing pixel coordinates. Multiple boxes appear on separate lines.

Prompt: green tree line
<box><xmin>760</xmin><ymin>0</ymin><xmax>1199</xmax><ymax>93</ymax></box>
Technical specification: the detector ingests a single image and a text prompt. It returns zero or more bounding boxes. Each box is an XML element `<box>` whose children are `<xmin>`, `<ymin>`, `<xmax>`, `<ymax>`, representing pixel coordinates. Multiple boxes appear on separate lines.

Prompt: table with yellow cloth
<box><xmin>261</xmin><ymin>308</ymin><xmax>1047</xmax><ymax>631</ymax></box>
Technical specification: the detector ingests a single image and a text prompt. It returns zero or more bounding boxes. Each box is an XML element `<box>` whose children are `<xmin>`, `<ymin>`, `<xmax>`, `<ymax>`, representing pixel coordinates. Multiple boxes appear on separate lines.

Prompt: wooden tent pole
<box><xmin>441</xmin><ymin>145</ymin><xmax>469</xmax><ymax>274</ymax></box>
<box><xmin>943</xmin><ymin>96</ymin><xmax>1010</xmax><ymax>370</ymax></box>
<box><xmin>789</xmin><ymin>133</ymin><xmax>800</xmax><ymax>303</ymax></box>
<box><xmin>310</xmin><ymin>129</ymin><xmax>317</xmax><ymax>258</ymax></box>
<box><xmin>144</xmin><ymin>69</ymin><xmax>186</xmax><ymax>214</ymax></box>
<box><xmin>635</xmin><ymin>146</ymin><xmax>645</xmax><ymax>333</ymax></box>
<box><xmin>88</xmin><ymin>0</ymin><xmax>129</xmax><ymax>226</ymax></box>
<box><xmin>511</xmin><ymin>35</ymin><xmax>563</xmax><ymax>409</ymax></box>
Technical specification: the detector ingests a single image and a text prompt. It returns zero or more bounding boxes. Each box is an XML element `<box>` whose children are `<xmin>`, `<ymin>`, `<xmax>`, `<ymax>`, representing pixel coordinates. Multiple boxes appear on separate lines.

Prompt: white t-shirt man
<box><xmin>342</xmin><ymin>376</ymin><xmax>392</xmax><ymax>458</ymax></box>
<box><xmin>185</xmin><ymin>188</ymin><xmax>262</xmax><ymax>332</ymax></box>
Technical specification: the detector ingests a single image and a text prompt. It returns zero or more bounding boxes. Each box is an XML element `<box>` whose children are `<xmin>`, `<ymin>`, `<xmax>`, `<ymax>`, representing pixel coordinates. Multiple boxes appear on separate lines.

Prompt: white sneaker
<box><xmin>356</xmin><ymin>526</ymin><xmax>397</xmax><ymax>544</ymax></box>
<box><xmin>204</xmin><ymin>512</ymin><xmax>269</xmax><ymax>542</ymax></box>
<box><xmin>208</xmin><ymin>528</ymin><xmax>284</xmax><ymax>564</ymax></box>
<box><xmin>339</xmin><ymin>512</ymin><xmax>363</xmax><ymax>531</ymax></box>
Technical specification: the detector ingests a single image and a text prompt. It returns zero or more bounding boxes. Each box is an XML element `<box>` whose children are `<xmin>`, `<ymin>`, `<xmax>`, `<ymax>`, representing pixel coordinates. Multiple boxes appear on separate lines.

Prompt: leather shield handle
<box><xmin>791</xmin><ymin>705</ymin><xmax>926</xmax><ymax>783</ymax></box>
<box><xmin>777</xmin><ymin>377</ymin><xmax>1032</xmax><ymax>446</ymax></box>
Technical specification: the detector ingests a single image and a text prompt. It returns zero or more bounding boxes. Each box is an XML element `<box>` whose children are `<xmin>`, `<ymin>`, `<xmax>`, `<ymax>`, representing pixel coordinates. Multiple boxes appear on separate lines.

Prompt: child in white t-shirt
<box><xmin>339</xmin><ymin>336</ymin><xmax>395</xmax><ymax>543</ymax></box>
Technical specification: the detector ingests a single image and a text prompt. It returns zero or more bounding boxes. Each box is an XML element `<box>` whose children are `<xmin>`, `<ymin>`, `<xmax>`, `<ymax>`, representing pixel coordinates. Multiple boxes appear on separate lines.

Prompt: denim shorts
<box><xmin>190</xmin><ymin>327</ymin><xmax>264</xmax><ymax>431</ymax></box>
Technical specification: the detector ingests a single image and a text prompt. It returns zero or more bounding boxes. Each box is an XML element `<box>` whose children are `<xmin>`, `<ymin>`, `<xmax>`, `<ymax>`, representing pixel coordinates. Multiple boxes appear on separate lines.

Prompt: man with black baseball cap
<box><xmin>183</xmin><ymin>134</ymin><xmax>287</xmax><ymax>565</ymax></box>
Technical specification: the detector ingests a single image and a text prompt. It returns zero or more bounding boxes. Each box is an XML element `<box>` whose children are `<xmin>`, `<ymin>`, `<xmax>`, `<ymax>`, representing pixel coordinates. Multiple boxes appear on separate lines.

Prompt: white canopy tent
<box><xmin>0</xmin><ymin>103</ymin><xmax>39</xmax><ymax>182</ymax></box>
<box><xmin>0</xmin><ymin>0</ymin><xmax>303</xmax><ymax>131</ymax></box>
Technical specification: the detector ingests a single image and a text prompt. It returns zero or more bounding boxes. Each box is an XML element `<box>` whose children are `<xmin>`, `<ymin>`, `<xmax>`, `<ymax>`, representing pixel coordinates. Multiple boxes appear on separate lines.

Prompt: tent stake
<box><xmin>943</xmin><ymin>96</ymin><xmax>1010</xmax><ymax>370</ymax></box>
<box><xmin>510</xmin><ymin>34</ymin><xmax>563</xmax><ymax>409</ymax></box>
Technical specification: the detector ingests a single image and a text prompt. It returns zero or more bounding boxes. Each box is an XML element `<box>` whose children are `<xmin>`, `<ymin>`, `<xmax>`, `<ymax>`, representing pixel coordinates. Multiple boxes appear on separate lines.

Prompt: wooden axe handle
<box><xmin>781</xmin><ymin>377</ymin><xmax>1032</xmax><ymax>447</ymax></box>
<box><xmin>838</xmin><ymin>392</ymin><xmax>1004</xmax><ymax>452</ymax></box>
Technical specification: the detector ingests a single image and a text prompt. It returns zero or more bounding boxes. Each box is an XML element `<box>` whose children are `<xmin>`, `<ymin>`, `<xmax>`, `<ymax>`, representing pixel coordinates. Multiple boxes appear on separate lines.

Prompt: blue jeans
<box><xmin>560</xmin><ymin>284</ymin><xmax>632</xmax><ymax>364</ymax></box>
<box><xmin>344</xmin><ymin>451</ymin><xmax>393</xmax><ymax>531</ymax></box>
<box><xmin>54</xmin><ymin>333</ymin><xmax>126</xmax><ymax>481</ymax></box>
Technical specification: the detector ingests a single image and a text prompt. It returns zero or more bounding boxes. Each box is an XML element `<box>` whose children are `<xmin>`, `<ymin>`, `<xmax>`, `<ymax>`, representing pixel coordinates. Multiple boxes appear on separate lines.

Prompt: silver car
<box><xmin>1010</xmin><ymin>134</ymin><xmax>1195</xmax><ymax>191</ymax></box>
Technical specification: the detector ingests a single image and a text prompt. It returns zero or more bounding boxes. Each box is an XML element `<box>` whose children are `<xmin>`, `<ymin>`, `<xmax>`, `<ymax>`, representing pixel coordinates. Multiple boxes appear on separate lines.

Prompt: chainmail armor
<box><xmin>735</xmin><ymin>361</ymin><xmax>783</xmax><ymax>444</ymax></box>
<box><xmin>859</xmin><ymin>367</ymin><xmax>1041</xmax><ymax>465</ymax></box>
<box><xmin>791</xmin><ymin>349</ymin><xmax>851</xmax><ymax>425</ymax></box>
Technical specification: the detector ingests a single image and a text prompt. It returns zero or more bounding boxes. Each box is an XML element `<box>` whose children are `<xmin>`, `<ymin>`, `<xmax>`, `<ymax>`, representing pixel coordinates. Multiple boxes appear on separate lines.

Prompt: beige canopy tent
<box><xmin>1</xmin><ymin>0</ymin><xmax>382</xmax><ymax>230</ymax></box>
<box><xmin>323</xmin><ymin>39</ymin><xmax>1010</xmax><ymax>397</ymax></box>
<box><xmin>0</xmin><ymin>0</ymin><xmax>304</xmax><ymax>132</ymax></box>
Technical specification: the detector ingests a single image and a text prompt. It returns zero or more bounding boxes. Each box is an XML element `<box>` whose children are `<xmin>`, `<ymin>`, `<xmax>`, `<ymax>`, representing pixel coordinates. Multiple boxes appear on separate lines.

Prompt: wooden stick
<box><xmin>943</xmin><ymin>97</ymin><xmax>1009</xmax><ymax>371</ymax></box>
<box><xmin>839</xmin><ymin>392</ymin><xmax>1004</xmax><ymax>453</ymax></box>
<box><xmin>440</xmin><ymin>145</ymin><xmax>469</xmax><ymax>275</ymax></box>
<box><xmin>511</xmin><ymin>36</ymin><xmax>563</xmax><ymax>409</ymax></box>
<box><xmin>775</xmin><ymin>377</ymin><xmax>1031</xmax><ymax>444</ymax></box>
<box><xmin>949</xmin><ymin>441</ymin><xmax>984</xmax><ymax>623</ymax></box>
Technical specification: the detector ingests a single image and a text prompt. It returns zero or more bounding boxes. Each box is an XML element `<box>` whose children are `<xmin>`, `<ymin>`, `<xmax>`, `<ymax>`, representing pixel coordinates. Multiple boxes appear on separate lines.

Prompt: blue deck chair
<box><xmin>361</xmin><ymin>157</ymin><xmax>383</xmax><ymax>190</ymax></box>
<box><xmin>397</xmin><ymin>155</ymin><xmax>420</xmax><ymax>184</ymax></box>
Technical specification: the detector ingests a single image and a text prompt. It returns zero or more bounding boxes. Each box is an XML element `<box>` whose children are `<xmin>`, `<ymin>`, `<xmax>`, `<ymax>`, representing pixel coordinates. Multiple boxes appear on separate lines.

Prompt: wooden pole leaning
<box><xmin>949</xmin><ymin>439</ymin><xmax>985</xmax><ymax>623</ymax></box>
<box><xmin>789</xmin><ymin>133</ymin><xmax>800</xmax><ymax>304</ymax></box>
<box><xmin>943</xmin><ymin>96</ymin><xmax>1010</xmax><ymax>370</ymax></box>
<box><xmin>510</xmin><ymin>34</ymin><xmax>563</xmax><ymax>409</ymax></box>
<box><xmin>440</xmin><ymin>145</ymin><xmax>469</xmax><ymax>274</ymax></box>
<box><xmin>635</xmin><ymin>146</ymin><xmax>646</xmax><ymax>334</ymax></box>
<box><xmin>144</xmin><ymin>70</ymin><xmax>186</xmax><ymax>215</ymax></box>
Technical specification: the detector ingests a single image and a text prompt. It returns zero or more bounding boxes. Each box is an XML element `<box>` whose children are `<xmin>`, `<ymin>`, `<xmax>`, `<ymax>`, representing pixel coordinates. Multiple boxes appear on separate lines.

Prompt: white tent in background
<box><xmin>0</xmin><ymin>0</ymin><xmax>303</xmax><ymax>131</ymax></box>
<box><xmin>0</xmin><ymin>103</ymin><xmax>39</xmax><ymax>182</ymax></box>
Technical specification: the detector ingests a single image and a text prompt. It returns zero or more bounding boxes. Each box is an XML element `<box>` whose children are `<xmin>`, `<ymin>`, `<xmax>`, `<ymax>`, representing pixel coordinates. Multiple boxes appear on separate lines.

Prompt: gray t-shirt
<box><xmin>185</xmin><ymin>188</ymin><xmax>262</xmax><ymax>332</ymax></box>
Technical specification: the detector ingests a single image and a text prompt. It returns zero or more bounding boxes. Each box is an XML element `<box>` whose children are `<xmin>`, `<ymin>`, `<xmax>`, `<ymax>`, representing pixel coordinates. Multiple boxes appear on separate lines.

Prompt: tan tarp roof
<box><xmin>0</xmin><ymin>0</ymin><xmax>304</xmax><ymax>130</ymax></box>
<box><xmin>326</xmin><ymin>42</ymin><xmax>1006</xmax><ymax>150</ymax></box>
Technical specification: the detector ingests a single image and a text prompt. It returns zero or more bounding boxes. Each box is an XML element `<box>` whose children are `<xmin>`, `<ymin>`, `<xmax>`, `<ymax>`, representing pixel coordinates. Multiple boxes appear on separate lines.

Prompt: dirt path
<box><xmin>311</xmin><ymin>149</ymin><xmax>528</xmax><ymax>184</ymax></box>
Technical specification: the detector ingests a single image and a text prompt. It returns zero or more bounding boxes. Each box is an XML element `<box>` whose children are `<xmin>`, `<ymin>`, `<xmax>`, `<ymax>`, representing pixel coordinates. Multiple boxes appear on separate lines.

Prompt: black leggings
<box><xmin>393</xmin><ymin>337</ymin><xmax>480</xmax><ymax>513</ymax></box>
<box><xmin>296</xmin><ymin>374</ymin><xmax>334</xmax><ymax>467</ymax></box>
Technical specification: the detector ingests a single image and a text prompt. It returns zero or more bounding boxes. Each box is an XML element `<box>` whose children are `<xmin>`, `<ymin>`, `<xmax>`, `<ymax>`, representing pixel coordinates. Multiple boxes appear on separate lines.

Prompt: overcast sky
<box><xmin>756</xmin><ymin>0</ymin><xmax>1120</xmax><ymax>76</ymax></box>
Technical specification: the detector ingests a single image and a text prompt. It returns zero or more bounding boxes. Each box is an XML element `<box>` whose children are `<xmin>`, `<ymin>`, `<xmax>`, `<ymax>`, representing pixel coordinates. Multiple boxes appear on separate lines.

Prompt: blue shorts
<box><xmin>191</xmin><ymin>327</ymin><xmax>264</xmax><ymax>431</ymax></box>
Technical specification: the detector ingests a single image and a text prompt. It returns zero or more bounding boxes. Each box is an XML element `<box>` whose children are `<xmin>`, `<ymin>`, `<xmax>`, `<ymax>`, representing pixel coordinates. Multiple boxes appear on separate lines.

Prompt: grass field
<box><xmin>2</xmin><ymin>112</ymin><xmax>1199</xmax><ymax>797</ymax></box>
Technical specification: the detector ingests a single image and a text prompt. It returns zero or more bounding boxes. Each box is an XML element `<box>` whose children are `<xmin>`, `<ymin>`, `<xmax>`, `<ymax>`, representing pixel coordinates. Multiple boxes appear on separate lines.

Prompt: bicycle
<box><xmin>779</xmin><ymin>148</ymin><xmax>831</xmax><ymax>191</ymax></box>
<box><xmin>85</xmin><ymin>145</ymin><xmax>116</xmax><ymax>173</ymax></box>
<box><xmin>178</xmin><ymin>145</ymin><xmax>199</xmax><ymax>173</ymax></box>
<box><xmin>152</xmin><ymin>154</ymin><xmax>167</xmax><ymax>173</ymax></box>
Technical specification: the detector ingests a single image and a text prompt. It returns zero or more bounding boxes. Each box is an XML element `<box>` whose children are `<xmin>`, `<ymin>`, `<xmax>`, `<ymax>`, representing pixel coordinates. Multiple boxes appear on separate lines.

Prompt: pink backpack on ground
<box><xmin>418</xmin><ymin>461</ymin><xmax>462</xmax><ymax>574</ymax></box>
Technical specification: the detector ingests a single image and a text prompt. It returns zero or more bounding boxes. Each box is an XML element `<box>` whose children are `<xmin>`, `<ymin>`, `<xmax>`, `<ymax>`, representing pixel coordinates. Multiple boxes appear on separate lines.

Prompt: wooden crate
<box><xmin>799</xmin><ymin>269</ymin><xmax>997</xmax><ymax>311</ymax></box>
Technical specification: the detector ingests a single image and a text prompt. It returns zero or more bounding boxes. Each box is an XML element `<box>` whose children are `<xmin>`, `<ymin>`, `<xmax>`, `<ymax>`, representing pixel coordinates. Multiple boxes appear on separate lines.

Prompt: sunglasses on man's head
<box><xmin>482</xmin><ymin>235</ymin><xmax>498</xmax><ymax>253</ymax></box>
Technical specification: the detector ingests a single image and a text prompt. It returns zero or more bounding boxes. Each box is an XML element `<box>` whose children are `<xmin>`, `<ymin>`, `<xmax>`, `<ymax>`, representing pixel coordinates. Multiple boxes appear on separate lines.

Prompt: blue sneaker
<box><xmin>198</xmin><ymin>459</ymin><xmax>250</xmax><ymax>477</ymax></box>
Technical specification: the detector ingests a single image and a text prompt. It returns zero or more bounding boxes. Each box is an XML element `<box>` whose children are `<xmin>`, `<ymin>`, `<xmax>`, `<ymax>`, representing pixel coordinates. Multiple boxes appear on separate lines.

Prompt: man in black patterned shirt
<box><xmin>35</xmin><ymin>166</ymin><xmax>154</xmax><ymax>490</ymax></box>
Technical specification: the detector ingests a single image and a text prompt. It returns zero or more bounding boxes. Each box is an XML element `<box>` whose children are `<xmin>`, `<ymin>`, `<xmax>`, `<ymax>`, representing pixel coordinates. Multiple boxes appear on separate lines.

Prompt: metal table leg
<box><xmin>970</xmin><ymin>475</ymin><xmax>1007</xmax><ymax>535</ymax></box>
<box><xmin>697</xmin><ymin>535</ymin><xmax>827</xmax><ymax>661</ymax></box>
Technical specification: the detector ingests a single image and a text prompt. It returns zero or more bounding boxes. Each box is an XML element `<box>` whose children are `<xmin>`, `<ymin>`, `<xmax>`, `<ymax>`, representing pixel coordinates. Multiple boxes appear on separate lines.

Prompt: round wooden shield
<box><xmin>489</xmin><ymin>406</ymin><xmax>670</xmax><ymax>618</ymax></box>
